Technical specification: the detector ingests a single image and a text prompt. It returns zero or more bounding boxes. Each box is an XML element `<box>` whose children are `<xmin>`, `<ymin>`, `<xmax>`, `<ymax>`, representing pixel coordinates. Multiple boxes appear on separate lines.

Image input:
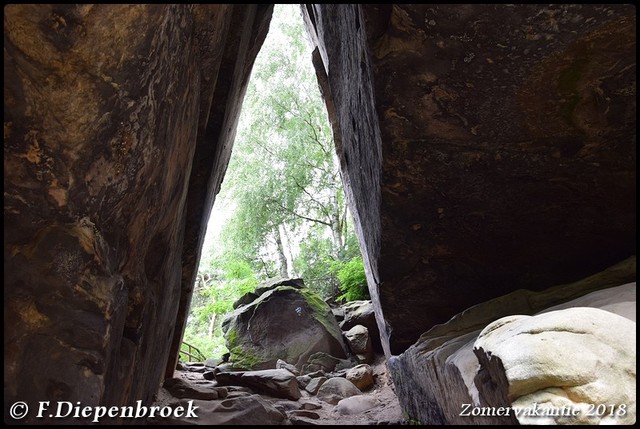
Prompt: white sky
<box><xmin>200</xmin><ymin>5</ymin><xmax>310</xmax><ymax>268</ymax></box>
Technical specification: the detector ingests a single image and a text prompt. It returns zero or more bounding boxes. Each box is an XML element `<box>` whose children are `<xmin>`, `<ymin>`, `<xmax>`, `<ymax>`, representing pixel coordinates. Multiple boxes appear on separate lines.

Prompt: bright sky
<box><xmin>200</xmin><ymin>4</ymin><xmax>309</xmax><ymax>268</ymax></box>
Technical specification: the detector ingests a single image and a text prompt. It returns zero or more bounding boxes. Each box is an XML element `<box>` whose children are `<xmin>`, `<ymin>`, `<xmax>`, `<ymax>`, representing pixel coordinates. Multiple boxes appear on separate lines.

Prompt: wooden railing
<box><xmin>179</xmin><ymin>341</ymin><xmax>206</xmax><ymax>363</ymax></box>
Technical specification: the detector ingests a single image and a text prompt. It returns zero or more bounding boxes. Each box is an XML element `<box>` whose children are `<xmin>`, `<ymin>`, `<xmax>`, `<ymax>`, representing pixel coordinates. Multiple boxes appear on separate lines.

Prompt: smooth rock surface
<box><xmin>390</xmin><ymin>259</ymin><xmax>636</xmax><ymax>424</ymax></box>
<box><xmin>317</xmin><ymin>377</ymin><xmax>362</xmax><ymax>405</ymax></box>
<box><xmin>474</xmin><ymin>307</ymin><xmax>636</xmax><ymax>425</ymax></box>
<box><xmin>335</xmin><ymin>395</ymin><xmax>379</xmax><ymax>415</ymax></box>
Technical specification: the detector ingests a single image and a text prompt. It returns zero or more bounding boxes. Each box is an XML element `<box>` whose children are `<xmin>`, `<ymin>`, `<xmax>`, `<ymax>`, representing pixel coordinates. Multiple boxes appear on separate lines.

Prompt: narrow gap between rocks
<box><xmin>155</xmin><ymin>4</ymin><xmax>405</xmax><ymax>425</ymax></box>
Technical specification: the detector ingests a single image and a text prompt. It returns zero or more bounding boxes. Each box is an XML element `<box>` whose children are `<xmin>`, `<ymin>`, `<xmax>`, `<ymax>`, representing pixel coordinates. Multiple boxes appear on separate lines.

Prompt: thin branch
<box><xmin>271</xmin><ymin>199</ymin><xmax>332</xmax><ymax>227</ymax></box>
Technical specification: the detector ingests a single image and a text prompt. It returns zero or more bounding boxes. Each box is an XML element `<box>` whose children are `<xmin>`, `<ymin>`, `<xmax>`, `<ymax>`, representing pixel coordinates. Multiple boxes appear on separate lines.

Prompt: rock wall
<box><xmin>3</xmin><ymin>4</ymin><xmax>271</xmax><ymax>422</ymax></box>
<box><xmin>389</xmin><ymin>257</ymin><xmax>636</xmax><ymax>424</ymax></box>
<box><xmin>303</xmin><ymin>4</ymin><xmax>636</xmax><ymax>356</ymax></box>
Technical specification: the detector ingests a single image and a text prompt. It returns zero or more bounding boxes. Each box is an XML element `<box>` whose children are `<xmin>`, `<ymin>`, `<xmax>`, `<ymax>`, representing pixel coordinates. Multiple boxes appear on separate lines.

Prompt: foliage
<box><xmin>335</xmin><ymin>256</ymin><xmax>370</xmax><ymax>302</ymax></box>
<box><xmin>184</xmin><ymin>5</ymin><xmax>367</xmax><ymax>360</ymax></box>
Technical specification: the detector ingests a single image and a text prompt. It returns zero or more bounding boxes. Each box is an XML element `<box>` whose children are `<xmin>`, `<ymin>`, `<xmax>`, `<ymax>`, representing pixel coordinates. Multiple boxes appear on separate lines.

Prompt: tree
<box><xmin>184</xmin><ymin>5</ymin><xmax>369</xmax><ymax>360</ymax></box>
<box><xmin>218</xmin><ymin>4</ymin><xmax>356</xmax><ymax>298</ymax></box>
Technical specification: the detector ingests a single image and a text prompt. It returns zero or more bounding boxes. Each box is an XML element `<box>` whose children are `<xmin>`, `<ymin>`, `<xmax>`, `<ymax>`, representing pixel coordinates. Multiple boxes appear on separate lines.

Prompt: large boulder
<box><xmin>390</xmin><ymin>257</ymin><xmax>636</xmax><ymax>424</ymax></box>
<box><xmin>474</xmin><ymin>307</ymin><xmax>636</xmax><ymax>425</ymax></box>
<box><xmin>222</xmin><ymin>278</ymin><xmax>347</xmax><ymax>370</ymax></box>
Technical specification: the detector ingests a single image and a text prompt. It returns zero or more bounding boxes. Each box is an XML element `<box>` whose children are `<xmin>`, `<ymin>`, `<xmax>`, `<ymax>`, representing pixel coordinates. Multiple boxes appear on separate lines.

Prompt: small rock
<box><xmin>346</xmin><ymin>364</ymin><xmax>374</xmax><ymax>391</ymax></box>
<box><xmin>289</xmin><ymin>409</ymin><xmax>320</xmax><ymax>419</ymax></box>
<box><xmin>300</xmin><ymin>399</ymin><xmax>323</xmax><ymax>410</ymax></box>
<box><xmin>297</xmin><ymin>374</ymin><xmax>312</xmax><ymax>388</ymax></box>
<box><xmin>335</xmin><ymin>395</ymin><xmax>379</xmax><ymax>415</ymax></box>
<box><xmin>277</xmin><ymin>358</ymin><xmax>300</xmax><ymax>375</ymax></box>
<box><xmin>305</xmin><ymin>377</ymin><xmax>327</xmax><ymax>394</ymax></box>
<box><xmin>203</xmin><ymin>370</ymin><xmax>216</xmax><ymax>380</ymax></box>
<box><xmin>344</xmin><ymin>325</ymin><xmax>373</xmax><ymax>364</ymax></box>
<box><xmin>289</xmin><ymin>415</ymin><xmax>319</xmax><ymax>425</ymax></box>
<box><xmin>317</xmin><ymin>377</ymin><xmax>362</xmax><ymax>405</ymax></box>
<box><xmin>163</xmin><ymin>378</ymin><xmax>226</xmax><ymax>400</ymax></box>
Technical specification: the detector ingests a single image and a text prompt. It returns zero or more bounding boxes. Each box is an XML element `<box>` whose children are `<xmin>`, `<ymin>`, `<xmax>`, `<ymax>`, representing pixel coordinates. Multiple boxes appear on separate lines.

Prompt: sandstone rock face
<box><xmin>474</xmin><ymin>307</ymin><xmax>636</xmax><ymax>425</ymax></box>
<box><xmin>390</xmin><ymin>259</ymin><xmax>636</xmax><ymax>424</ymax></box>
<box><xmin>4</xmin><ymin>4</ymin><xmax>272</xmax><ymax>422</ymax></box>
<box><xmin>304</xmin><ymin>4</ymin><xmax>636</xmax><ymax>356</ymax></box>
<box><xmin>222</xmin><ymin>280</ymin><xmax>347</xmax><ymax>370</ymax></box>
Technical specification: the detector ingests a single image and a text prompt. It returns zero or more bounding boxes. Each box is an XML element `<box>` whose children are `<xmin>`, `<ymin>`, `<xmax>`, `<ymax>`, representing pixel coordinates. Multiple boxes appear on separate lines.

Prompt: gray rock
<box><xmin>303</xmin><ymin>351</ymin><xmax>352</xmax><ymax>373</ymax></box>
<box><xmin>222</xmin><ymin>280</ymin><xmax>347</xmax><ymax>370</ymax></box>
<box><xmin>277</xmin><ymin>358</ymin><xmax>299</xmax><ymax>375</ymax></box>
<box><xmin>305</xmin><ymin>376</ymin><xmax>327</xmax><ymax>394</ymax></box>
<box><xmin>300</xmin><ymin>399</ymin><xmax>323</xmax><ymax>410</ymax></box>
<box><xmin>335</xmin><ymin>395</ymin><xmax>379</xmax><ymax>415</ymax></box>
<box><xmin>339</xmin><ymin>300</ymin><xmax>382</xmax><ymax>352</ymax></box>
<box><xmin>289</xmin><ymin>409</ymin><xmax>320</xmax><ymax>419</ymax></box>
<box><xmin>296</xmin><ymin>374</ymin><xmax>312</xmax><ymax>388</ymax></box>
<box><xmin>163</xmin><ymin>378</ymin><xmax>227</xmax><ymax>400</ymax></box>
<box><xmin>215</xmin><ymin>368</ymin><xmax>301</xmax><ymax>400</ymax></box>
<box><xmin>316</xmin><ymin>377</ymin><xmax>362</xmax><ymax>405</ymax></box>
<box><xmin>344</xmin><ymin>325</ymin><xmax>373</xmax><ymax>364</ymax></box>
<box><xmin>149</xmin><ymin>394</ymin><xmax>288</xmax><ymax>425</ymax></box>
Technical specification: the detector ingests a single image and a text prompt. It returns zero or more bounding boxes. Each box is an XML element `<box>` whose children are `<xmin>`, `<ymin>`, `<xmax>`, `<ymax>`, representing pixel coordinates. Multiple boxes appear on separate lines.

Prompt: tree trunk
<box><xmin>275</xmin><ymin>227</ymin><xmax>289</xmax><ymax>278</ymax></box>
<box><xmin>329</xmin><ymin>186</ymin><xmax>344</xmax><ymax>259</ymax></box>
<box><xmin>208</xmin><ymin>312</ymin><xmax>217</xmax><ymax>339</ymax></box>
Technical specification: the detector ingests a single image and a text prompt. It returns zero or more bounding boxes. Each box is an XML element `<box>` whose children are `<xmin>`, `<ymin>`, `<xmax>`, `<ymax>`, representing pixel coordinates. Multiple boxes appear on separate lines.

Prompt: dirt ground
<box><xmin>160</xmin><ymin>354</ymin><xmax>406</xmax><ymax>425</ymax></box>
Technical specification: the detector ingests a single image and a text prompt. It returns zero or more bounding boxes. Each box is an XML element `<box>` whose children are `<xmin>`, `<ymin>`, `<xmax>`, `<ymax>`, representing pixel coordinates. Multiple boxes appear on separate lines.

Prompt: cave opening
<box><xmin>178</xmin><ymin>4</ymin><xmax>368</xmax><ymax>368</ymax></box>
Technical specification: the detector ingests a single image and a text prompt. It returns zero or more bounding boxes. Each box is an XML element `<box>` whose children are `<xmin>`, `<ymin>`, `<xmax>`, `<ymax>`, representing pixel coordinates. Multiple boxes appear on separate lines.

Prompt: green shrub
<box><xmin>336</xmin><ymin>257</ymin><xmax>369</xmax><ymax>302</ymax></box>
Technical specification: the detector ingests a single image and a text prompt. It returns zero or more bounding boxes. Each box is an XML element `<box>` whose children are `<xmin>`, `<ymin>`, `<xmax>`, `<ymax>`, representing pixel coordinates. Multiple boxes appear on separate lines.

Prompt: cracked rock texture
<box><xmin>304</xmin><ymin>3</ymin><xmax>636</xmax><ymax>356</ymax></box>
<box><xmin>4</xmin><ymin>4</ymin><xmax>271</xmax><ymax>423</ymax></box>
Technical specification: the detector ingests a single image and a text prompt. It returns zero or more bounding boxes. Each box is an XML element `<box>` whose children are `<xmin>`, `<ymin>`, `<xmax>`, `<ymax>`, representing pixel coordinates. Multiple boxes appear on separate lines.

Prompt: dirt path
<box><xmin>160</xmin><ymin>354</ymin><xmax>406</xmax><ymax>425</ymax></box>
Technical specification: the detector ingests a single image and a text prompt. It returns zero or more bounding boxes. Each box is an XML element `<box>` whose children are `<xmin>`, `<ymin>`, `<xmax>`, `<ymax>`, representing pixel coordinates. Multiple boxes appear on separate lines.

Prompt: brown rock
<box><xmin>346</xmin><ymin>364</ymin><xmax>374</xmax><ymax>391</ymax></box>
<box><xmin>215</xmin><ymin>369</ymin><xmax>302</xmax><ymax>400</ymax></box>
<box><xmin>3</xmin><ymin>4</ymin><xmax>272</xmax><ymax>422</ymax></box>
<box><xmin>304</xmin><ymin>3</ymin><xmax>636</xmax><ymax>356</ymax></box>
